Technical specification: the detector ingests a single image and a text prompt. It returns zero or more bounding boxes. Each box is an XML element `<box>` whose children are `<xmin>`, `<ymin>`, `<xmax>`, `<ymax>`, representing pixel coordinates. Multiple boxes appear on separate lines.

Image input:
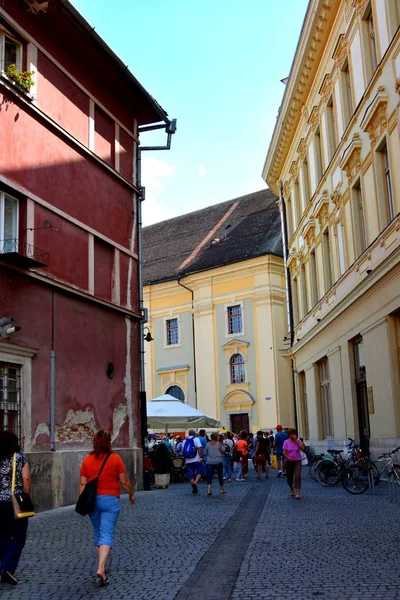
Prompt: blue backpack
<box><xmin>183</xmin><ymin>437</ymin><xmax>197</xmax><ymax>459</ymax></box>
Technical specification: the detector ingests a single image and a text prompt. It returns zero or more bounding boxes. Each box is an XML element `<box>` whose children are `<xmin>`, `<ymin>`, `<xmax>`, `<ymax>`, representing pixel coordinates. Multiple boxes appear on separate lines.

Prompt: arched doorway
<box><xmin>165</xmin><ymin>385</ymin><xmax>185</xmax><ymax>402</ymax></box>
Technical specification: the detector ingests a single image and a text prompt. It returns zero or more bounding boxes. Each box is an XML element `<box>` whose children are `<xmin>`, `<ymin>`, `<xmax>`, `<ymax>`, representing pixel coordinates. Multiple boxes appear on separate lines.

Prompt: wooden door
<box><xmin>230</xmin><ymin>413</ymin><xmax>249</xmax><ymax>435</ymax></box>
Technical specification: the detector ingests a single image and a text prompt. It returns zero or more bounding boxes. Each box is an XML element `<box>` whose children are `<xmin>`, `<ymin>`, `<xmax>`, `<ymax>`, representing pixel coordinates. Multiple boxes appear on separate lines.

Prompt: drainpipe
<box><xmin>279</xmin><ymin>181</ymin><xmax>298</xmax><ymax>432</ymax></box>
<box><xmin>136</xmin><ymin>118</ymin><xmax>177</xmax><ymax>477</ymax></box>
<box><xmin>50</xmin><ymin>290</ymin><xmax>56</xmax><ymax>451</ymax></box>
<box><xmin>177</xmin><ymin>277</ymin><xmax>198</xmax><ymax>408</ymax></box>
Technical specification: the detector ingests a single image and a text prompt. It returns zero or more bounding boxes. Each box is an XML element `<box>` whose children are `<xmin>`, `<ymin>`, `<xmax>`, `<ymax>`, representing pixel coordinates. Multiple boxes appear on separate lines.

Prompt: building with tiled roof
<box><xmin>143</xmin><ymin>189</ymin><xmax>294</xmax><ymax>434</ymax></box>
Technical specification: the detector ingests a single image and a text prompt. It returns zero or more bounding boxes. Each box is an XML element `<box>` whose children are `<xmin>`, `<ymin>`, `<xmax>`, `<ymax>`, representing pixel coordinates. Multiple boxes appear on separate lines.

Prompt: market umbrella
<box><xmin>147</xmin><ymin>395</ymin><xmax>220</xmax><ymax>431</ymax></box>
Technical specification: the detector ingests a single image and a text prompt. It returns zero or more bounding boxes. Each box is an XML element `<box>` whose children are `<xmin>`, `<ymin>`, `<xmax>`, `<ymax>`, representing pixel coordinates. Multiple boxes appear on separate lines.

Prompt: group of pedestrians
<box><xmin>0</xmin><ymin>425</ymin><xmax>305</xmax><ymax>589</ymax></box>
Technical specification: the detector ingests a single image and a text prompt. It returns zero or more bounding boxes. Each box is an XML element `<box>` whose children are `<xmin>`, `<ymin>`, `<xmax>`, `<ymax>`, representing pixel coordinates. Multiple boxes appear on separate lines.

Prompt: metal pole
<box><xmin>50</xmin><ymin>291</ymin><xmax>56</xmax><ymax>451</ymax></box>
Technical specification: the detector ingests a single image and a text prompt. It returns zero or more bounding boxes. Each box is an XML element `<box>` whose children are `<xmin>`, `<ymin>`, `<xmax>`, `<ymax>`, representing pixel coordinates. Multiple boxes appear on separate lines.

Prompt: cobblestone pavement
<box><xmin>1</xmin><ymin>469</ymin><xmax>400</xmax><ymax>600</ymax></box>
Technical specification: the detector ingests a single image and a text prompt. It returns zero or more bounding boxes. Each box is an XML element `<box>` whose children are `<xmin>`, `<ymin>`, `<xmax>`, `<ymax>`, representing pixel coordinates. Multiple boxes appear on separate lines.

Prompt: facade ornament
<box><xmin>360</xmin><ymin>88</ymin><xmax>388</xmax><ymax>145</ymax></box>
<box><xmin>319</xmin><ymin>73</ymin><xmax>333</xmax><ymax>103</ymax></box>
<box><xmin>307</xmin><ymin>105</ymin><xmax>320</xmax><ymax>132</ymax></box>
<box><xmin>352</xmin><ymin>0</ymin><xmax>369</xmax><ymax>16</ymax></box>
<box><xmin>331</xmin><ymin>185</ymin><xmax>343</xmax><ymax>208</ymax></box>
<box><xmin>332</xmin><ymin>34</ymin><xmax>347</xmax><ymax>70</ymax></box>
<box><xmin>340</xmin><ymin>135</ymin><xmax>362</xmax><ymax>184</ymax></box>
<box><xmin>286</xmin><ymin>252</ymin><xmax>298</xmax><ymax>275</ymax></box>
<box><xmin>289</xmin><ymin>160</ymin><xmax>299</xmax><ymax>179</ymax></box>
<box><xmin>314</xmin><ymin>191</ymin><xmax>330</xmax><ymax>227</ymax></box>
<box><xmin>297</xmin><ymin>138</ymin><xmax>306</xmax><ymax>159</ymax></box>
<box><xmin>283</xmin><ymin>180</ymin><xmax>291</xmax><ymax>199</ymax></box>
<box><xmin>302</xmin><ymin>220</ymin><xmax>316</xmax><ymax>248</ymax></box>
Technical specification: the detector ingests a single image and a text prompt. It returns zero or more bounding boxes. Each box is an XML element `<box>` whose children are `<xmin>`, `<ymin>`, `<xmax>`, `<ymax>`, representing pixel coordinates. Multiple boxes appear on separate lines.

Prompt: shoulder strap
<box><xmin>11</xmin><ymin>452</ymin><xmax>17</xmax><ymax>494</ymax></box>
<box><xmin>97</xmin><ymin>453</ymin><xmax>111</xmax><ymax>478</ymax></box>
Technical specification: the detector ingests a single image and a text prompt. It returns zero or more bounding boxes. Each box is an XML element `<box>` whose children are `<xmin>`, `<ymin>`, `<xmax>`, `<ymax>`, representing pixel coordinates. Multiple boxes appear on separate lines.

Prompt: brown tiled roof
<box><xmin>143</xmin><ymin>189</ymin><xmax>282</xmax><ymax>284</ymax></box>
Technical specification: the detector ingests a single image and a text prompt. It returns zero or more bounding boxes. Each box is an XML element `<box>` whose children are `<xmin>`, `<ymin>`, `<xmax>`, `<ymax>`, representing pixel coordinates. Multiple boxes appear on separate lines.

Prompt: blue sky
<box><xmin>71</xmin><ymin>0</ymin><xmax>309</xmax><ymax>225</ymax></box>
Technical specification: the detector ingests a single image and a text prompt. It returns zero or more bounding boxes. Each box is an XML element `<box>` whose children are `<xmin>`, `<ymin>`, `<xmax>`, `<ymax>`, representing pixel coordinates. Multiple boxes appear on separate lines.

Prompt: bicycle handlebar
<box><xmin>378</xmin><ymin>446</ymin><xmax>400</xmax><ymax>459</ymax></box>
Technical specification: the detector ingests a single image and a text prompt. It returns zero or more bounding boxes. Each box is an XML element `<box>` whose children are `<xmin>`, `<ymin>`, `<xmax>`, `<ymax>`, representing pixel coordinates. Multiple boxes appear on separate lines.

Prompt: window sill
<box><xmin>0</xmin><ymin>73</ymin><xmax>34</xmax><ymax>101</ymax></box>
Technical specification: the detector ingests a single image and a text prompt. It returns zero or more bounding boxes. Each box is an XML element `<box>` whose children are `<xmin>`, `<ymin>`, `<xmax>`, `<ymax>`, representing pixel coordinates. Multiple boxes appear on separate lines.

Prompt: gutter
<box><xmin>177</xmin><ymin>278</ymin><xmax>198</xmax><ymax>408</ymax></box>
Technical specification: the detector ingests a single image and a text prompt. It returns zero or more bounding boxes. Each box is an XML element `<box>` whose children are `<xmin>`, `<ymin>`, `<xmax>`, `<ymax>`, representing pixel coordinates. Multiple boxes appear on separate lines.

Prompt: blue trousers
<box><xmin>222</xmin><ymin>456</ymin><xmax>232</xmax><ymax>479</ymax></box>
<box><xmin>0</xmin><ymin>500</ymin><xmax>28</xmax><ymax>574</ymax></box>
<box><xmin>89</xmin><ymin>495</ymin><xmax>120</xmax><ymax>548</ymax></box>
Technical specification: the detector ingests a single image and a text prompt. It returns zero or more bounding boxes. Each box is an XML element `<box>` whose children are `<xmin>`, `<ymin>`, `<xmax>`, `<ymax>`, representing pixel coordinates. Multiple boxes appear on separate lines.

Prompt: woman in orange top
<box><xmin>79</xmin><ymin>430</ymin><xmax>135</xmax><ymax>586</ymax></box>
<box><xmin>234</xmin><ymin>431</ymin><xmax>249</xmax><ymax>481</ymax></box>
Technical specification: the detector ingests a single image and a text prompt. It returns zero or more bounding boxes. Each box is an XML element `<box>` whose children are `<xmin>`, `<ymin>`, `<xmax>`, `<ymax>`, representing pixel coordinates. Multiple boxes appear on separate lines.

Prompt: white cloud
<box><xmin>141</xmin><ymin>157</ymin><xmax>175</xmax><ymax>225</ymax></box>
<box><xmin>198</xmin><ymin>164</ymin><xmax>206</xmax><ymax>176</ymax></box>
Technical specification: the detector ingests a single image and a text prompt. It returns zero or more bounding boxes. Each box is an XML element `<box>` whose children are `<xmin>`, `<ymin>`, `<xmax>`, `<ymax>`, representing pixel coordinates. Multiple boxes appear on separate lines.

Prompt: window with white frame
<box><xmin>362</xmin><ymin>3</ymin><xmax>378</xmax><ymax>81</ymax></box>
<box><xmin>230</xmin><ymin>353</ymin><xmax>245</xmax><ymax>384</ymax></box>
<box><xmin>298</xmin><ymin>371</ymin><xmax>309</xmax><ymax>440</ymax></box>
<box><xmin>227</xmin><ymin>304</ymin><xmax>243</xmax><ymax>335</ymax></box>
<box><xmin>376</xmin><ymin>139</ymin><xmax>395</xmax><ymax>226</ymax></box>
<box><xmin>0</xmin><ymin>27</ymin><xmax>22</xmax><ymax>73</ymax></box>
<box><xmin>326</xmin><ymin>96</ymin><xmax>338</xmax><ymax>162</ymax></box>
<box><xmin>0</xmin><ymin>362</ymin><xmax>21</xmax><ymax>441</ymax></box>
<box><xmin>291</xmin><ymin>276</ymin><xmax>299</xmax><ymax>326</ymax></box>
<box><xmin>322</xmin><ymin>228</ymin><xmax>333</xmax><ymax>292</ymax></box>
<box><xmin>286</xmin><ymin>195</ymin><xmax>294</xmax><ymax>239</ymax></box>
<box><xmin>300</xmin><ymin>265</ymin><xmax>308</xmax><ymax>320</ymax></box>
<box><xmin>340</xmin><ymin>59</ymin><xmax>354</xmax><ymax>127</ymax></box>
<box><xmin>301</xmin><ymin>157</ymin><xmax>311</xmax><ymax>211</ymax></box>
<box><xmin>351</xmin><ymin>179</ymin><xmax>367</xmax><ymax>257</ymax></box>
<box><xmin>318</xmin><ymin>357</ymin><xmax>333</xmax><ymax>438</ymax></box>
<box><xmin>309</xmin><ymin>249</ymin><xmax>319</xmax><ymax>307</ymax></box>
<box><xmin>386</xmin><ymin>0</ymin><xmax>400</xmax><ymax>39</ymax></box>
<box><xmin>314</xmin><ymin>127</ymin><xmax>324</xmax><ymax>184</ymax></box>
<box><xmin>0</xmin><ymin>192</ymin><xmax>19</xmax><ymax>253</ymax></box>
<box><xmin>166</xmin><ymin>318</ymin><xmax>179</xmax><ymax>346</ymax></box>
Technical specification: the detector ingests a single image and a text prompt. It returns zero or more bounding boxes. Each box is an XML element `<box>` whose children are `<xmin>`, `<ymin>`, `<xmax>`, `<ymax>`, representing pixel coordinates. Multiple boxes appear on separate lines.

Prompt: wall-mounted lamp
<box><xmin>0</xmin><ymin>317</ymin><xmax>21</xmax><ymax>339</ymax></box>
<box><xmin>143</xmin><ymin>327</ymin><xmax>154</xmax><ymax>343</ymax></box>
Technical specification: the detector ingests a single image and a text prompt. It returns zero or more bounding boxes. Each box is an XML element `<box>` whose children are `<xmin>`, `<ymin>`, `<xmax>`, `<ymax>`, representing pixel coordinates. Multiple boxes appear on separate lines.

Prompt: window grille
<box><xmin>0</xmin><ymin>363</ymin><xmax>21</xmax><ymax>442</ymax></box>
<box><xmin>227</xmin><ymin>305</ymin><xmax>242</xmax><ymax>335</ymax></box>
<box><xmin>166</xmin><ymin>318</ymin><xmax>179</xmax><ymax>345</ymax></box>
<box><xmin>230</xmin><ymin>354</ymin><xmax>245</xmax><ymax>384</ymax></box>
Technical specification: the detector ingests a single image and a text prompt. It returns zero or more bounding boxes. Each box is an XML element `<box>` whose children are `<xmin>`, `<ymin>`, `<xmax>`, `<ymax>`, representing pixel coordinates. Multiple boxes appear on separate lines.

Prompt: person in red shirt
<box><xmin>79</xmin><ymin>430</ymin><xmax>135</xmax><ymax>586</ymax></box>
<box><xmin>233</xmin><ymin>431</ymin><xmax>248</xmax><ymax>481</ymax></box>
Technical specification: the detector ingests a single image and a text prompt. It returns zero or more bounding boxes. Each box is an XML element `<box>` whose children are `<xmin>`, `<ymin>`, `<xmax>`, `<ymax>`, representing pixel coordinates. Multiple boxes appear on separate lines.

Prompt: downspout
<box><xmin>50</xmin><ymin>290</ymin><xmax>56</xmax><ymax>451</ymax></box>
<box><xmin>177</xmin><ymin>277</ymin><xmax>198</xmax><ymax>408</ymax></box>
<box><xmin>279</xmin><ymin>181</ymin><xmax>298</xmax><ymax>432</ymax></box>
<box><xmin>137</xmin><ymin>118</ymin><xmax>177</xmax><ymax>475</ymax></box>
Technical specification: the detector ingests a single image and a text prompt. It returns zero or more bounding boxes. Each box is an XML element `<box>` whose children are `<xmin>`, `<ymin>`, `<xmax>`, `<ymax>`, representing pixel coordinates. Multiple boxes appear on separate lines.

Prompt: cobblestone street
<box><xmin>2</xmin><ymin>469</ymin><xmax>400</xmax><ymax>600</ymax></box>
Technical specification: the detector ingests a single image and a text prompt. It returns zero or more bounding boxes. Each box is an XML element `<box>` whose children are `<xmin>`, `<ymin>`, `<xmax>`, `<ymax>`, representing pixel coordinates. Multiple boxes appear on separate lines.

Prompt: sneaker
<box><xmin>277</xmin><ymin>471</ymin><xmax>282</xmax><ymax>478</ymax></box>
<box><xmin>227</xmin><ymin>478</ymin><xmax>231</xmax><ymax>482</ymax></box>
<box><xmin>191</xmin><ymin>483</ymin><xmax>198</xmax><ymax>494</ymax></box>
<box><xmin>236</xmin><ymin>477</ymin><xmax>245</xmax><ymax>482</ymax></box>
<box><xmin>223</xmin><ymin>477</ymin><xmax>226</xmax><ymax>480</ymax></box>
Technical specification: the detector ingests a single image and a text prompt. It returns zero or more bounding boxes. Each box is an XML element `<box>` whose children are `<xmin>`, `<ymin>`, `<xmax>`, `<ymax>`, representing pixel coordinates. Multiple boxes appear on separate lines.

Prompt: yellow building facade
<box><xmin>264</xmin><ymin>0</ymin><xmax>400</xmax><ymax>455</ymax></box>
<box><xmin>143</xmin><ymin>190</ymin><xmax>293</xmax><ymax>433</ymax></box>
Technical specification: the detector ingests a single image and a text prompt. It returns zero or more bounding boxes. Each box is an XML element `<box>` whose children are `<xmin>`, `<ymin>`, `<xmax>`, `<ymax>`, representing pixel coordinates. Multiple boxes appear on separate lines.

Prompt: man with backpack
<box><xmin>183</xmin><ymin>429</ymin><xmax>204</xmax><ymax>494</ymax></box>
<box><xmin>222</xmin><ymin>432</ymin><xmax>234</xmax><ymax>482</ymax></box>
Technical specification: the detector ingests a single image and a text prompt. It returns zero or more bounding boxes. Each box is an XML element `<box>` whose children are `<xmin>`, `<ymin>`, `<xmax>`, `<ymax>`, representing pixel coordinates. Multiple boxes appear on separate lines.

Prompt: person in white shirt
<box><xmin>183</xmin><ymin>429</ymin><xmax>203</xmax><ymax>494</ymax></box>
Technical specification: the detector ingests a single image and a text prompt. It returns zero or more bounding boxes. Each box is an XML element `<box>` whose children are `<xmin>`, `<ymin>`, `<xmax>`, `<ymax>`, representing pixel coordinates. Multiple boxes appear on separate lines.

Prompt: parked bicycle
<box><xmin>342</xmin><ymin>446</ymin><xmax>400</xmax><ymax>495</ymax></box>
<box><xmin>315</xmin><ymin>438</ymin><xmax>365</xmax><ymax>487</ymax></box>
<box><xmin>308</xmin><ymin>453</ymin><xmax>325</xmax><ymax>482</ymax></box>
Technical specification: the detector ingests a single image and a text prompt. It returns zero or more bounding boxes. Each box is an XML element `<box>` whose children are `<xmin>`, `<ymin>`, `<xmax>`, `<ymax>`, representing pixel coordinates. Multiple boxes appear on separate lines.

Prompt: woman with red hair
<box><xmin>79</xmin><ymin>430</ymin><xmax>135</xmax><ymax>586</ymax></box>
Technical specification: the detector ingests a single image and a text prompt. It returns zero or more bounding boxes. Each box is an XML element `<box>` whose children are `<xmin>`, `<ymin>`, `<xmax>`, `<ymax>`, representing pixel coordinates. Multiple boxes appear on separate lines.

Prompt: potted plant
<box><xmin>5</xmin><ymin>64</ymin><xmax>35</xmax><ymax>93</ymax></box>
<box><xmin>150</xmin><ymin>442</ymin><xmax>173</xmax><ymax>488</ymax></box>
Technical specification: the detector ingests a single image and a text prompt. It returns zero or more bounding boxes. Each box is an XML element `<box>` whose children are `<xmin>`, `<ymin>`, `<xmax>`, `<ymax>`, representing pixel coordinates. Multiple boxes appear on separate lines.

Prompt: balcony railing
<box><xmin>0</xmin><ymin>238</ymin><xmax>49</xmax><ymax>268</ymax></box>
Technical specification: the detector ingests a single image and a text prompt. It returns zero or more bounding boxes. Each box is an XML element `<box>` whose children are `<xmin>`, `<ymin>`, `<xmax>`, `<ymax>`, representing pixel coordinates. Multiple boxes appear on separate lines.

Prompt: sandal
<box><xmin>296</xmin><ymin>494</ymin><xmax>301</xmax><ymax>500</ymax></box>
<box><xmin>96</xmin><ymin>575</ymin><xmax>109</xmax><ymax>587</ymax></box>
<box><xmin>290</xmin><ymin>489</ymin><xmax>295</xmax><ymax>497</ymax></box>
<box><xmin>220</xmin><ymin>489</ymin><xmax>227</xmax><ymax>494</ymax></box>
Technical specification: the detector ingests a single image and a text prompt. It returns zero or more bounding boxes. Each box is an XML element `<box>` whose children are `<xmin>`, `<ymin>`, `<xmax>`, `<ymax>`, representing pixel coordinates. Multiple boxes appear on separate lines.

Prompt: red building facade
<box><xmin>0</xmin><ymin>0</ymin><xmax>170</xmax><ymax>508</ymax></box>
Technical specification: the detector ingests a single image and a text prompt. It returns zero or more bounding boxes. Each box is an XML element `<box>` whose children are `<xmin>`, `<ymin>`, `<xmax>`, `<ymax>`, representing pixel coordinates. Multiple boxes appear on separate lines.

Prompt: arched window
<box><xmin>166</xmin><ymin>385</ymin><xmax>185</xmax><ymax>402</ymax></box>
<box><xmin>230</xmin><ymin>354</ymin><xmax>245</xmax><ymax>384</ymax></box>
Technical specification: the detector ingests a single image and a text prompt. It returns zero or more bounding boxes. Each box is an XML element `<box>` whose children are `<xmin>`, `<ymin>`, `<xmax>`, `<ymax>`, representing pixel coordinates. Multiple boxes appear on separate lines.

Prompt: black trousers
<box><xmin>0</xmin><ymin>500</ymin><xmax>28</xmax><ymax>574</ymax></box>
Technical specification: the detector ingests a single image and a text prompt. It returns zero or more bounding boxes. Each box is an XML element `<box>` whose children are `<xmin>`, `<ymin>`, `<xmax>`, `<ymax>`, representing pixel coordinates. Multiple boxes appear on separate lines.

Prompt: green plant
<box><xmin>150</xmin><ymin>442</ymin><xmax>173</xmax><ymax>474</ymax></box>
<box><xmin>5</xmin><ymin>64</ymin><xmax>35</xmax><ymax>91</ymax></box>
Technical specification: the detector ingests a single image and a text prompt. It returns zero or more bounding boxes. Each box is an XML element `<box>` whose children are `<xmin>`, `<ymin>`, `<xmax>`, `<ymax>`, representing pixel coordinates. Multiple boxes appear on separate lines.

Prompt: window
<box><xmin>337</xmin><ymin>221</ymin><xmax>347</xmax><ymax>276</ymax></box>
<box><xmin>298</xmin><ymin>371</ymin><xmax>309</xmax><ymax>440</ymax></box>
<box><xmin>300</xmin><ymin>265</ymin><xmax>308</xmax><ymax>319</ymax></box>
<box><xmin>351</xmin><ymin>180</ymin><xmax>367</xmax><ymax>257</ymax></box>
<box><xmin>0</xmin><ymin>29</ymin><xmax>22</xmax><ymax>72</ymax></box>
<box><xmin>326</xmin><ymin>96</ymin><xmax>338</xmax><ymax>162</ymax></box>
<box><xmin>0</xmin><ymin>192</ymin><xmax>19</xmax><ymax>253</ymax></box>
<box><xmin>166</xmin><ymin>318</ymin><xmax>179</xmax><ymax>346</ymax></box>
<box><xmin>322</xmin><ymin>228</ymin><xmax>333</xmax><ymax>292</ymax></box>
<box><xmin>318</xmin><ymin>357</ymin><xmax>333</xmax><ymax>438</ymax></box>
<box><xmin>314</xmin><ymin>127</ymin><xmax>324</xmax><ymax>184</ymax></box>
<box><xmin>301</xmin><ymin>158</ymin><xmax>311</xmax><ymax>211</ymax></box>
<box><xmin>376</xmin><ymin>141</ymin><xmax>395</xmax><ymax>226</ymax></box>
<box><xmin>286</xmin><ymin>195</ymin><xmax>294</xmax><ymax>239</ymax></box>
<box><xmin>227</xmin><ymin>305</ymin><xmax>243</xmax><ymax>335</ymax></box>
<box><xmin>230</xmin><ymin>353</ymin><xmax>245</xmax><ymax>384</ymax></box>
<box><xmin>386</xmin><ymin>0</ymin><xmax>400</xmax><ymax>39</ymax></box>
<box><xmin>165</xmin><ymin>385</ymin><xmax>185</xmax><ymax>402</ymax></box>
<box><xmin>340</xmin><ymin>59</ymin><xmax>353</xmax><ymax>127</ymax></box>
<box><xmin>0</xmin><ymin>363</ymin><xmax>21</xmax><ymax>441</ymax></box>
<box><xmin>291</xmin><ymin>276</ymin><xmax>299</xmax><ymax>326</ymax></box>
<box><xmin>293</xmin><ymin>178</ymin><xmax>301</xmax><ymax>229</ymax></box>
<box><xmin>363</xmin><ymin>4</ymin><xmax>378</xmax><ymax>80</ymax></box>
<box><xmin>310</xmin><ymin>249</ymin><xmax>319</xmax><ymax>307</ymax></box>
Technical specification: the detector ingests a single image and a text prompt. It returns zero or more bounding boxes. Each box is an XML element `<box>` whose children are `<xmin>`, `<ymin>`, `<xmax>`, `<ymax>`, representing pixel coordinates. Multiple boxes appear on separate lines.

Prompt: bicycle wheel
<box><xmin>308</xmin><ymin>458</ymin><xmax>322</xmax><ymax>482</ymax></box>
<box><xmin>342</xmin><ymin>464</ymin><xmax>369</xmax><ymax>494</ymax></box>
<box><xmin>316</xmin><ymin>459</ymin><xmax>340</xmax><ymax>486</ymax></box>
<box><xmin>392</xmin><ymin>464</ymin><xmax>400</xmax><ymax>486</ymax></box>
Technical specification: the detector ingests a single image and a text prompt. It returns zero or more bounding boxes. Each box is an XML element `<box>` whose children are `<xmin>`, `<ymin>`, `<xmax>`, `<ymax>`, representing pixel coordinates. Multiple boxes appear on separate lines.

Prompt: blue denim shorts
<box><xmin>186</xmin><ymin>461</ymin><xmax>201</xmax><ymax>480</ymax></box>
<box><xmin>89</xmin><ymin>495</ymin><xmax>120</xmax><ymax>547</ymax></box>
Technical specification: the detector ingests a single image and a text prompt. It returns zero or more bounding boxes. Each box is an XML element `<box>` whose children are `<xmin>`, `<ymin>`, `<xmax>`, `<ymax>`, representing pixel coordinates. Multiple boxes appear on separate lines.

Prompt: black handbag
<box><xmin>11</xmin><ymin>454</ymin><xmax>35</xmax><ymax>519</ymax></box>
<box><xmin>75</xmin><ymin>453</ymin><xmax>110</xmax><ymax>516</ymax></box>
<box><xmin>232</xmin><ymin>449</ymin><xmax>242</xmax><ymax>462</ymax></box>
